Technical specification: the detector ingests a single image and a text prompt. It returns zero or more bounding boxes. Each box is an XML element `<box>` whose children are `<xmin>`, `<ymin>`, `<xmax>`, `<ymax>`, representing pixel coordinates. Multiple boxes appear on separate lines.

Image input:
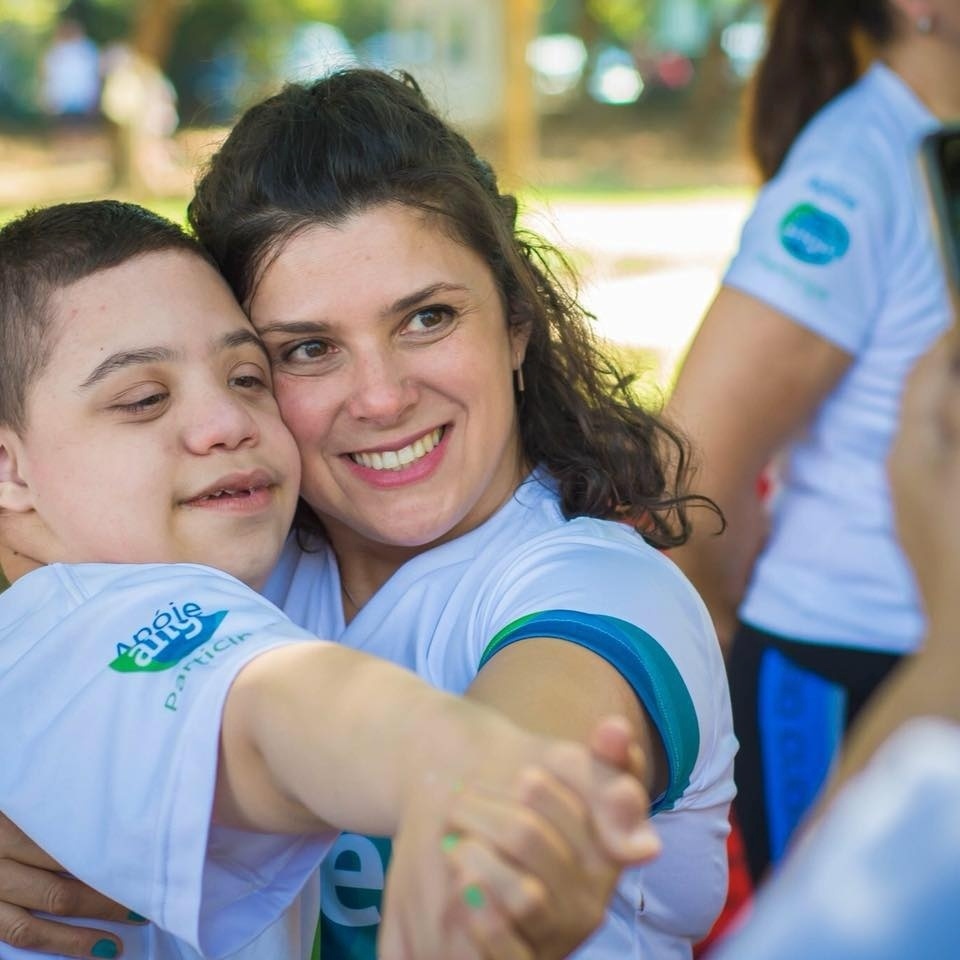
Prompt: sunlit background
<box><xmin>0</xmin><ymin>0</ymin><xmax>767</xmax><ymax>386</ymax></box>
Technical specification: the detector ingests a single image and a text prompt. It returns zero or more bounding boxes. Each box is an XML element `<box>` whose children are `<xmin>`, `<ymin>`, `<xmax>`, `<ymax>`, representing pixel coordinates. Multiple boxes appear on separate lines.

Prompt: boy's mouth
<box><xmin>347</xmin><ymin>426</ymin><xmax>445</xmax><ymax>472</ymax></box>
<box><xmin>183</xmin><ymin>469</ymin><xmax>278</xmax><ymax>506</ymax></box>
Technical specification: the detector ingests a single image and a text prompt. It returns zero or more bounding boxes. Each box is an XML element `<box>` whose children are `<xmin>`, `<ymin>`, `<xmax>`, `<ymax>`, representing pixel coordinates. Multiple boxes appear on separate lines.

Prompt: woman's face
<box><xmin>249</xmin><ymin>202</ymin><xmax>529</xmax><ymax>555</ymax></box>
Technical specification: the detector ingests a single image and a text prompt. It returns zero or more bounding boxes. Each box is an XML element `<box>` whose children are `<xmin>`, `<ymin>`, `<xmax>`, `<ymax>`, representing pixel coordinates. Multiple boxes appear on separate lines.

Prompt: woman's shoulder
<box><xmin>488</xmin><ymin>513</ymin><xmax>706</xmax><ymax>612</ymax></box>
<box><xmin>782</xmin><ymin>64</ymin><xmax>932</xmax><ymax>194</ymax></box>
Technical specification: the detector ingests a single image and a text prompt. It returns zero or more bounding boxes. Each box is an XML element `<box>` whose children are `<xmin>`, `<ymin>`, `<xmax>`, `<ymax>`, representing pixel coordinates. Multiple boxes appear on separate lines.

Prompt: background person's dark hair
<box><xmin>190</xmin><ymin>68</ymin><xmax>716</xmax><ymax>549</ymax></box>
<box><xmin>748</xmin><ymin>0</ymin><xmax>897</xmax><ymax>181</ymax></box>
<box><xmin>0</xmin><ymin>200</ymin><xmax>210</xmax><ymax>432</ymax></box>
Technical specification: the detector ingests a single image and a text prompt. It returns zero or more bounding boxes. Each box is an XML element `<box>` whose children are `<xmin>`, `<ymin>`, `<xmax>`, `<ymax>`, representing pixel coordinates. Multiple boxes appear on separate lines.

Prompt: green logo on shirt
<box><xmin>109</xmin><ymin>602</ymin><xmax>227</xmax><ymax>672</ymax></box>
<box><xmin>780</xmin><ymin>204</ymin><xmax>850</xmax><ymax>265</ymax></box>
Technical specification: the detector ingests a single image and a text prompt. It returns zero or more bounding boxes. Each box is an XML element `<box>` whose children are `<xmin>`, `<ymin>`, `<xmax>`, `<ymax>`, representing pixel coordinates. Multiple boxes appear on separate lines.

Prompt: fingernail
<box><xmin>463</xmin><ymin>884</ymin><xmax>486</xmax><ymax>909</ymax></box>
<box><xmin>127</xmin><ymin>911</ymin><xmax>147</xmax><ymax>923</ymax></box>
<box><xmin>441</xmin><ymin>832</ymin><xmax>460</xmax><ymax>852</ymax></box>
<box><xmin>91</xmin><ymin>941</ymin><xmax>119</xmax><ymax>959</ymax></box>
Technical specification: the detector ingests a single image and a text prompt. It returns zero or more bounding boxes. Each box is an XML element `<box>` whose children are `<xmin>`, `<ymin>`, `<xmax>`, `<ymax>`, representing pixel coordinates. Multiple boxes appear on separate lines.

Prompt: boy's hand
<box><xmin>0</xmin><ymin>814</ymin><xmax>138</xmax><ymax>958</ymax></box>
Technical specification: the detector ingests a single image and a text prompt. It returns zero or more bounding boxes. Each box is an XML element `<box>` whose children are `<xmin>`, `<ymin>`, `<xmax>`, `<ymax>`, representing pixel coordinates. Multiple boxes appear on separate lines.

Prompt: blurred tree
<box><xmin>131</xmin><ymin>0</ymin><xmax>188</xmax><ymax>65</ymax></box>
<box><xmin>585</xmin><ymin>0</ymin><xmax>652</xmax><ymax>45</ymax></box>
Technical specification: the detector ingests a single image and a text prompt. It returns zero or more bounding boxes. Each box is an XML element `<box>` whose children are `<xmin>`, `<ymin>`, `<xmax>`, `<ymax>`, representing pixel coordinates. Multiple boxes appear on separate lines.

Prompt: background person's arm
<box><xmin>825</xmin><ymin>333</ymin><xmax>960</xmax><ymax>799</ymax></box>
<box><xmin>666</xmin><ymin>286</ymin><xmax>852</xmax><ymax>650</ymax></box>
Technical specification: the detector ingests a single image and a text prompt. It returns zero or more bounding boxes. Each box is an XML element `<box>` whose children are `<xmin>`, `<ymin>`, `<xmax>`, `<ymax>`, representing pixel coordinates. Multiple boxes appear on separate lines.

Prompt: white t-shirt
<box><xmin>706</xmin><ymin>717</ymin><xmax>960</xmax><ymax>959</ymax></box>
<box><xmin>0</xmin><ymin>562</ymin><xmax>331</xmax><ymax>960</ymax></box>
<box><xmin>725</xmin><ymin>63</ymin><xmax>947</xmax><ymax>652</ymax></box>
<box><xmin>266</xmin><ymin>473</ymin><xmax>737</xmax><ymax>960</ymax></box>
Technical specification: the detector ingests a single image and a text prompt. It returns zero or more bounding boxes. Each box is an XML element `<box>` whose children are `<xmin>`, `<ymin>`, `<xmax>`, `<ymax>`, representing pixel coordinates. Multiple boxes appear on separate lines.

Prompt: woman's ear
<box><xmin>509</xmin><ymin>314</ymin><xmax>532</xmax><ymax>366</ymax></box>
<box><xmin>888</xmin><ymin>0</ymin><xmax>936</xmax><ymax>31</ymax></box>
<box><xmin>0</xmin><ymin>430</ymin><xmax>34</xmax><ymax>514</ymax></box>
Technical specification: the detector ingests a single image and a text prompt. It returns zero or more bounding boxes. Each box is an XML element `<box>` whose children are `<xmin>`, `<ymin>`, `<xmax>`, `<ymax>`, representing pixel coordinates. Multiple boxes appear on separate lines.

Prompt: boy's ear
<box><xmin>0</xmin><ymin>429</ymin><xmax>33</xmax><ymax>514</ymax></box>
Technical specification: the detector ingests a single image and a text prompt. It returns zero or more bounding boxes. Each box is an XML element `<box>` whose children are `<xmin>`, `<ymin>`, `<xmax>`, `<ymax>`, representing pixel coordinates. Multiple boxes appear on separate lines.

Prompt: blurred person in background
<box><xmin>705</xmin><ymin>333</ymin><xmax>960</xmax><ymax>959</ymax></box>
<box><xmin>99</xmin><ymin>43</ymin><xmax>181</xmax><ymax>194</ymax></box>
<box><xmin>39</xmin><ymin>17</ymin><xmax>100</xmax><ymax>130</ymax></box>
<box><xmin>667</xmin><ymin>0</ymin><xmax>959</xmax><ymax>887</ymax></box>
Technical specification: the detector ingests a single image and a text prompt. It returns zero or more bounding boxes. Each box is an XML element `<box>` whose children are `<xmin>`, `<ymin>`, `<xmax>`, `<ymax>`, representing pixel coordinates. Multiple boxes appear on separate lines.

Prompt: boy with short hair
<box><xmin>0</xmin><ymin>201</ymin><xmax>656</xmax><ymax>960</ymax></box>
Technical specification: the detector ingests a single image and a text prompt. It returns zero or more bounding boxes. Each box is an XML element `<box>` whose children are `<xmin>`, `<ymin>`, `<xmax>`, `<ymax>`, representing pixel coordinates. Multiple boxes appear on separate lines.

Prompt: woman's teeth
<box><xmin>350</xmin><ymin>428</ymin><xmax>443</xmax><ymax>471</ymax></box>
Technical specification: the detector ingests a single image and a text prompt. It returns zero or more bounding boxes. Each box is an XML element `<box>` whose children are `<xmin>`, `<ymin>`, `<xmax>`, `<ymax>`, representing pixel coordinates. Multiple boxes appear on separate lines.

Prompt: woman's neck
<box><xmin>325</xmin><ymin>526</ymin><xmax>420</xmax><ymax>621</ymax></box>
<box><xmin>883</xmin><ymin>37</ymin><xmax>960</xmax><ymax>120</ymax></box>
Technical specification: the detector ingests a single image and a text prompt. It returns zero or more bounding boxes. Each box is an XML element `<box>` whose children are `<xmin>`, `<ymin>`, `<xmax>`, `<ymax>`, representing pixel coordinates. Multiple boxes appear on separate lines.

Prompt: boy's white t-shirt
<box><xmin>724</xmin><ymin>63</ymin><xmax>947</xmax><ymax>652</ymax></box>
<box><xmin>266</xmin><ymin>473</ymin><xmax>737</xmax><ymax>960</ymax></box>
<box><xmin>0</xmin><ymin>562</ymin><xmax>331</xmax><ymax>960</ymax></box>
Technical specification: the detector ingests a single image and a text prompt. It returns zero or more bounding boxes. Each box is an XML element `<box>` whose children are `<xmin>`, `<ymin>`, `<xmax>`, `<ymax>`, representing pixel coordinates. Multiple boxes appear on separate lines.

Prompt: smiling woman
<box><xmin>249</xmin><ymin>206</ymin><xmax>529</xmax><ymax>554</ymax></box>
<box><xmin>184</xmin><ymin>68</ymin><xmax>736</xmax><ymax>960</ymax></box>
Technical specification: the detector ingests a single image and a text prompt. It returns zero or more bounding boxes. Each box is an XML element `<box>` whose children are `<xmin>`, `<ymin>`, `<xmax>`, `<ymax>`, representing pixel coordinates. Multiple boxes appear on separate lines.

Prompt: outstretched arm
<box><xmin>220</xmin><ymin>642</ymin><xmax>658</xmax><ymax>960</ymax></box>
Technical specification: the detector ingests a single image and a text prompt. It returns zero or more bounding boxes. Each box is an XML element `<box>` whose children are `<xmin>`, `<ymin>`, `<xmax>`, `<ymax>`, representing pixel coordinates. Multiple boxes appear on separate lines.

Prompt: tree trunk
<box><xmin>107</xmin><ymin>0</ymin><xmax>187</xmax><ymax>194</ymax></box>
<box><xmin>131</xmin><ymin>0</ymin><xmax>187</xmax><ymax>66</ymax></box>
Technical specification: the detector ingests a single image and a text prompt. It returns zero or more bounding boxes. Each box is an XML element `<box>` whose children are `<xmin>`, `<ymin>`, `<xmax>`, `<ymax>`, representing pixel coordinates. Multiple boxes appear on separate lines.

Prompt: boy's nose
<box><xmin>182</xmin><ymin>392</ymin><xmax>259</xmax><ymax>453</ymax></box>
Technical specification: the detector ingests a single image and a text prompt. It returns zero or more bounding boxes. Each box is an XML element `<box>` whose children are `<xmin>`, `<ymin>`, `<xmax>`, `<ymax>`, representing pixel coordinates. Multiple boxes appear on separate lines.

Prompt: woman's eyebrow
<box><xmin>255</xmin><ymin>283</ymin><xmax>471</xmax><ymax>335</ymax></box>
<box><xmin>255</xmin><ymin>319</ymin><xmax>332</xmax><ymax>337</ymax></box>
<box><xmin>218</xmin><ymin>329</ymin><xmax>271</xmax><ymax>363</ymax></box>
<box><xmin>385</xmin><ymin>282</ymin><xmax>469</xmax><ymax>317</ymax></box>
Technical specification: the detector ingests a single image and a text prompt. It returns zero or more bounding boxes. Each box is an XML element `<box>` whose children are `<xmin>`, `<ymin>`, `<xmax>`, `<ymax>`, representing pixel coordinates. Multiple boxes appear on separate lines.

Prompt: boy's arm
<box><xmin>216</xmin><ymin>640</ymin><xmax>551</xmax><ymax>836</ymax></box>
<box><xmin>219</xmin><ymin>642</ymin><xmax>660</xmax><ymax>960</ymax></box>
<box><xmin>0</xmin><ymin>562</ymin><xmax>656</xmax><ymax>959</ymax></box>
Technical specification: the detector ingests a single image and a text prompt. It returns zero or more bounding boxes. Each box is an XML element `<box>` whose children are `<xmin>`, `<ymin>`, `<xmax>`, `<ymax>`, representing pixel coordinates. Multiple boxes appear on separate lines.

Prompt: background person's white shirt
<box><xmin>726</xmin><ymin>63</ymin><xmax>947</xmax><ymax>652</ymax></box>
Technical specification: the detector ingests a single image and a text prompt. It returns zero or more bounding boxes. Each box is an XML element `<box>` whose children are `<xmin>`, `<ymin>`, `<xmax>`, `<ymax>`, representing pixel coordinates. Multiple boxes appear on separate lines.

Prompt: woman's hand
<box><xmin>378</xmin><ymin>716</ymin><xmax>659</xmax><ymax>960</ymax></box>
<box><xmin>443</xmin><ymin>716</ymin><xmax>659</xmax><ymax>960</ymax></box>
<box><xmin>0</xmin><ymin>814</ymin><xmax>139</xmax><ymax>958</ymax></box>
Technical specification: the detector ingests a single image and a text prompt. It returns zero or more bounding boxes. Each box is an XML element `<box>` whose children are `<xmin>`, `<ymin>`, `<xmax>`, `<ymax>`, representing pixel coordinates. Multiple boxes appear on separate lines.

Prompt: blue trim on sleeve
<box><xmin>479</xmin><ymin>610</ymin><xmax>700</xmax><ymax>812</ymax></box>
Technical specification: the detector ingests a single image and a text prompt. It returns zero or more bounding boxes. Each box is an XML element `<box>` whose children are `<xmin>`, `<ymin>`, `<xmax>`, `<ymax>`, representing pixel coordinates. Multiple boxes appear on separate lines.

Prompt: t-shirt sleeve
<box><xmin>724</xmin><ymin>158</ymin><xmax>889</xmax><ymax>354</ymax></box>
<box><xmin>0</xmin><ymin>563</ymin><xmax>331</xmax><ymax>955</ymax></box>
<box><xmin>472</xmin><ymin>524</ymin><xmax>728</xmax><ymax>813</ymax></box>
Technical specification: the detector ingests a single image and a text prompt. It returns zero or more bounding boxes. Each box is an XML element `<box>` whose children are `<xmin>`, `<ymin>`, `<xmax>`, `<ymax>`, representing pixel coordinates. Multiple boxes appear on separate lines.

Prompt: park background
<box><xmin>0</xmin><ymin>0</ymin><xmax>767</xmax><ymax>387</ymax></box>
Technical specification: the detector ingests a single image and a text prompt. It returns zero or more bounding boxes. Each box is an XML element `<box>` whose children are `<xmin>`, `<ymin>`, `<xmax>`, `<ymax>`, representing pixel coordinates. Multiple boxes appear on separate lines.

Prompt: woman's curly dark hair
<box><xmin>189</xmin><ymin>68</ymin><xmax>718</xmax><ymax>549</ymax></box>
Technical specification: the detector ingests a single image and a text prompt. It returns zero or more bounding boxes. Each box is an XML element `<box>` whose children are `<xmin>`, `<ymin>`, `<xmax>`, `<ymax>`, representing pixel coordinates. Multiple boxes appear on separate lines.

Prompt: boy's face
<box><xmin>4</xmin><ymin>250</ymin><xmax>300</xmax><ymax>589</ymax></box>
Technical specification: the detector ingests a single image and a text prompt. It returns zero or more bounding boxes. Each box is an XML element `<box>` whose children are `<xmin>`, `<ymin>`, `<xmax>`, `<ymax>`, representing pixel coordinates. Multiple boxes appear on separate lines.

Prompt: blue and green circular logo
<box><xmin>779</xmin><ymin>203</ymin><xmax>850</xmax><ymax>265</ymax></box>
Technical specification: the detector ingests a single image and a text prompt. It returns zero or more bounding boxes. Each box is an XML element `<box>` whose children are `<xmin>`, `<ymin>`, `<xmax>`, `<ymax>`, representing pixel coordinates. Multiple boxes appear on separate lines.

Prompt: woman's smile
<box><xmin>250</xmin><ymin>203</ymin><xmax>529</xmax><ymax>552</ymax></box>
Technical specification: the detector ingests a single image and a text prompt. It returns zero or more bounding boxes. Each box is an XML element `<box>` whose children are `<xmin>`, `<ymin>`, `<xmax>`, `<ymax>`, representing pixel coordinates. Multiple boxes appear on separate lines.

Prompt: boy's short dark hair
<box><xmin>0</xmin><ymin>200</ymin><xmax>212</xmax><ymax>431</ymax></box>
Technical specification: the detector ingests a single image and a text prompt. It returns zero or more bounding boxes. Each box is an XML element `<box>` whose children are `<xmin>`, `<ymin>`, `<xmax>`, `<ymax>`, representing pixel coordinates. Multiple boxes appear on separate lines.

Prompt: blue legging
<box><xmin>727</xmin><ymin>622</ymin><xmax>902</xmax><ymax>883</ymax></box>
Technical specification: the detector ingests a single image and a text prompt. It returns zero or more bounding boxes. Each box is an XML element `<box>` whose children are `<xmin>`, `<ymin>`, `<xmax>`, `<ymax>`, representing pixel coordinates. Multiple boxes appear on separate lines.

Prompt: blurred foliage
<box><xmin>585</xmin><ymin>0</ymin><xmax>650</xmax><ymax>43</ymax></box>
<box><xmin>0</xmin><ymin>0</ymin><xmax>757</xmax><ymax>127</ymax></box>
<box><xmin>542</xmin><ymin>0</ymin><xmax>754</xmax><ymax>43</ymax></box>
<box><xmin>0</xmin><ymin>0</ymin><xmax>391</xmax><ymax>125</ymax></box>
